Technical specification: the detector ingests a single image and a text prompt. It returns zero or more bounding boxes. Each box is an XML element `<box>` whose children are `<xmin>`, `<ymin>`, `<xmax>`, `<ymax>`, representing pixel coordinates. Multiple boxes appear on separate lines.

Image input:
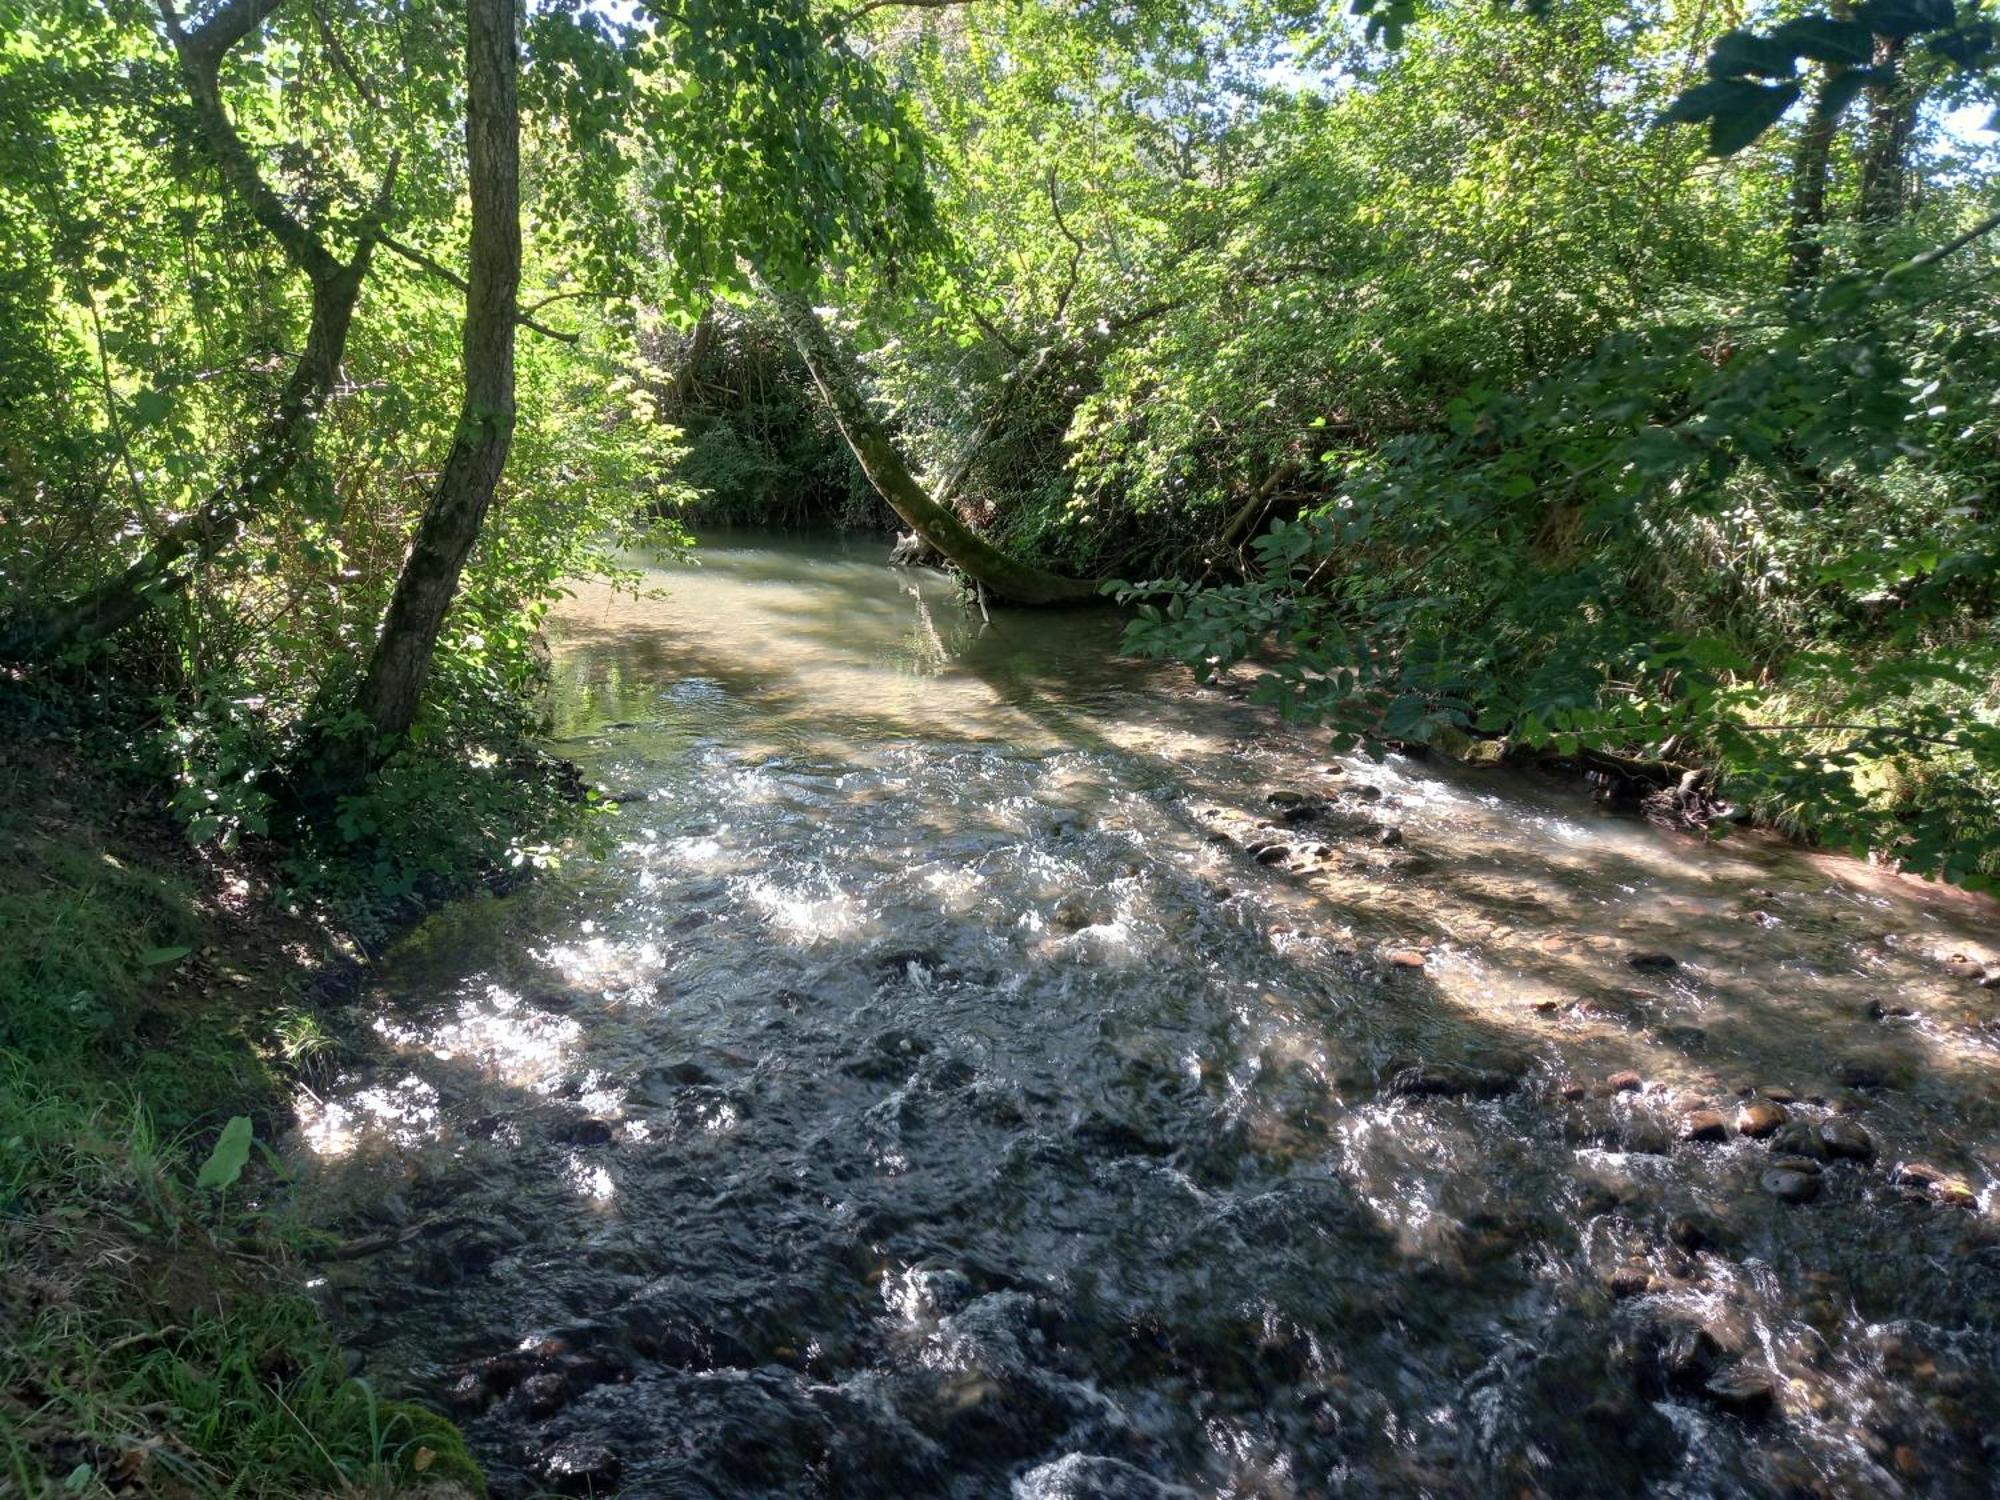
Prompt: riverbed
<box><xmin>295</xmin><ymin>533</ymin><xmax>2000</xmax><ymax>1499</ymax></box>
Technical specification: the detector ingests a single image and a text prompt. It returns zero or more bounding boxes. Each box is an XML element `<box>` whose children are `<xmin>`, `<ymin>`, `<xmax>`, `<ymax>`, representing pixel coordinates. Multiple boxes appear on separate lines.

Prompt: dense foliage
<box><xmin>818</xmin><ymin>0</ymin><xmax>2000</xmax><ymax>888</ymax></box>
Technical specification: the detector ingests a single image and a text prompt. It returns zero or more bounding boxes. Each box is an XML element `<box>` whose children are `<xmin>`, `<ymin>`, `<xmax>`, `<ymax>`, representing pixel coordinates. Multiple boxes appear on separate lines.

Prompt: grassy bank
<box><xmin>0</xmin><ymin>732</ymin><xmax>481</xmax><ymax>1498</ymax></box>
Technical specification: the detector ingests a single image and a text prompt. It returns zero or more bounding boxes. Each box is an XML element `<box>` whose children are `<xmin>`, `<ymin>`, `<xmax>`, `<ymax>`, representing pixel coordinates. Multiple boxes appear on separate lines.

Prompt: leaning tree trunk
<box><xmin>764</xmin><ymin>283</ymin><xmax>1098</xmax><ymax>606</ymax></box>
<box><xmin>2</xmin><ymin>260</ymin><xmax>367</xmax><ymax>657</ymax></box>
<box><xmin>0</xmin><ymin>0</ymin><xmax>381</xmax><ymax>660</ymax></box>
<box><xmin>324</xmin><ymin>0</ymin><xmax>519</xmax><ymax>777</ymax></box>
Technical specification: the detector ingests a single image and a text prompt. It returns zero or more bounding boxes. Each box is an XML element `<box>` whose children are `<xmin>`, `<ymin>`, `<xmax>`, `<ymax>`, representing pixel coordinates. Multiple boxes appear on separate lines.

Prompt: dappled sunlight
<box><xmin>297</xmin><ymin>1074</ymin><xmax>440</xmax><ymax>1158</ymax></box>
<box><xmin>374</xmin><ymin>984</ymin><xmax>582</xmax><ymax>1092</ymax></box>
<box><xmin>292</xmin><ymin>538</ymin><xmax>2000</xmax><ymax>1500</ymax></box>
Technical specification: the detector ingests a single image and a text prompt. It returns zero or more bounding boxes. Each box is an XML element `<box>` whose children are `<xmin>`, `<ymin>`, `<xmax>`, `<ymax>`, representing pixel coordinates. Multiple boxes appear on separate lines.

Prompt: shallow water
<box><xmin>297</xmin><ymin>533</ymin><xmax>2000</xmax><ymax>1499</ymax></box>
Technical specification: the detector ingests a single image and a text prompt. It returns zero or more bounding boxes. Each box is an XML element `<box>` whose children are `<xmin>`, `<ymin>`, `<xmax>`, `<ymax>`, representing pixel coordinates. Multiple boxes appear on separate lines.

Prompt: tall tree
<box><xmin>326</xmin><ymin>0</ymin><xmax>521</xmax><ymax>774</ymax></box>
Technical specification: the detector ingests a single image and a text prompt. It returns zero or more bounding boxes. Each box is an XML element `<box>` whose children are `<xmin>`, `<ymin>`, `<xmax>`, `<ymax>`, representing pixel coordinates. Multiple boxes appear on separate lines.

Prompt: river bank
<box><xmin>287</xmin><ymin>535</ymin><xmax>1999</xmax><ymax>1500</ymax></box>
<box><xmin>0</xmin><ymin>728</ymin><xmax>482</xmax><ymax>1497</ymax></box>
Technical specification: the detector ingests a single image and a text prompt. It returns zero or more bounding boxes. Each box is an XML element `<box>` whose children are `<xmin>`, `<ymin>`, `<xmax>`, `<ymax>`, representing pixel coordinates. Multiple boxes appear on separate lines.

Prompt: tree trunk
<box><xmin>1</xmin><ymin>260</ymin><xmax>367</xmax><ymax>658</ymax></box>
<box><xmin>1787</xmin><ymin>71</ymin><xmax>1843</xmax><ymax>289</ymax></box>
<box><xmin>0</xmin><ymin>0</ymin><xmax>377</xmax><ymax>659</ymax></box>
<box><xmin>764</xmin><ymin>283</ymin><xmax>1097</xmax><ymax>605</ymax></box>
<box><xmin>1860</xmin><ymin>36</ymin><xmax>1919</xmax><ymax>224</ymax></box>
<box><xmin>329</xmin><ymin>0</ymin><xmax>519</xmax><ymax>772</ymax></box>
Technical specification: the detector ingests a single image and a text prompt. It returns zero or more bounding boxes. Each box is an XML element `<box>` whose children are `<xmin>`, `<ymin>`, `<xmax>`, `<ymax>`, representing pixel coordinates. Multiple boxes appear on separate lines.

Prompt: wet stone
<box><xmin>1387</xmin><ymin>1062</ymin><xmax>1519</xmax><ymax>1099</ymax></box>
<box><xmin>1704</xmin><ymin>1364</ymin><xmax>1777</xmax><ymax>1417</ymax></box>
<box><xmin>1819</xmin><ymin>1118</ymin><xmax>1876</xmax><ymax>1163</ymax></box>
<box><xmin>1679</xmin><ymin>1109</ymin><xmax>1729</xmax><ymax>1144</ymax></box>
<box><xmin>1619</xmin><ymin>1118</ymin><xmax>1672</xmax><ymax>1156</ymax></box>
<box><xmin>1766</xmin><ymin>1121</ymin><xmax>1826</xmax><ymax>1160</ymax></box>
<box><xmin>1829</xmin><ymin>1055</ymin><xmax>1907</xmax><ymax>1090</ymax></box>
<box><xmin>1051</xmin><ymin>897</ymin><xmax>1096</xmax><ymax>931</ymax></box>
<box><xmin>1659</xmin><ymin>1323</ymin><xmax>1729</xmax><ymax>1390</ymax></box>
<box><xmin>1761</xmin><ymin>1167</ymin><xmax>1822</xmax><ymax>1204</ymax></box>
<box><xmin>519</xmin><ymin>1370</ymin><xmax>569</xmax><ymax>1416</ymax></box>
<box><xmin>1606</xmin><ymin>1070</ymin><xmax>1643</xmax><ymax>1094</ymax></box>
<box><xmin>1627</xmin><ymin>951</ymin><xmax>1679</xmax><ymax>972</ymax></box>
<box><xmin>539</xmin><ymin>1440</ymin><xmax>621</xmax><ymax>1495</ymax></box>
<box><xmin>1384</xmin><ymin>948</ymin><xmax>1427</xmax><ymax>970</ymax></box>
<box><xmin>1735</xmin><ymin>1100</ymin><xmax>1790</xmax><ymax>1138</ymax></box>
<box><xmin>1668</xmin><ymin>1215</ymin><xmax>1715</xmax><ymax>1253</ymax></box>
<box><xmin>552</xmin><ymin>1115</ymin><xmax>615</xmax><ymax>1146</ymax></box>
<box><xmin>1891</xmin><ymin>1163</ymin><xmax>1978</xmax><ymax>1206</ymax></box>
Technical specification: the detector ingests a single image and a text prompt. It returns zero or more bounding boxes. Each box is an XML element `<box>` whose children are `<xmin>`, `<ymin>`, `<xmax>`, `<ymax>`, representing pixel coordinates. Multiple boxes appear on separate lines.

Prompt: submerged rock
<box><xmin>1626</xmin><ymin>951</ymin><xmax>1679</xmax><ymax>972</ymax></box>
<box><xmin>539</xmin><ymin>1440</ymin><xmax>621</xmax><ymax>1494</ymax></box>
<box><xmin>1766</xmin><ymin>1121</ymin><xmax>1826</xmax><ymax>1161</ymax></box>
<box><xmin>1818</xmin><ymin>1118</ymin><xmax>1876</xmax><ymax>1163</ymax></box>
<box><xmin>1387</xmin><ymin>1062</ymin><xmax>1520</xmax><ymax>1098</ymax></box>
<box><xmin>1760</xmin><ymin>1167</ymin><xmax>1821</xmax><ymax>1204</ymax></box>
<box><xmin>1704</xmin><ymin>1364</ymin><xmax>1777</xmax><ymax>1417</ymax></box>
<box><xmin>1829</xmin><ymin>1055</ymin><xmax>1909</xmax><ymax>1090</ymax></box>
<box><xmin>1607</xmin><ymin>1264</ymin><xmax>1653</xmax><ymax>1299</ymax></box>
<box><xmin>1891</xmin><ymin>1162</ymin><xmax>1978</xmax><ymax>1206</ymax></box>
<box><xmin>1618</xmin><ymin>1118</ymin><xmax>1672</xmax><ymax>1155</ymax></box>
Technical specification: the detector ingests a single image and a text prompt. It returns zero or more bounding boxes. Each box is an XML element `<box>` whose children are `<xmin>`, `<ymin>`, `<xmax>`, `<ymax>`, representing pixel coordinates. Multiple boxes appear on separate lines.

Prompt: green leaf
<box><xmin>138</xmin><ymin>944</ymin><xmax>193</xmax><ymax>966</ymax></box>
<box><xmin>1667</xmin><ymin>78</ymin><xmax>1804</xmax><ymax>154</ymax></box>
<box><xmin>1854</xmin><ymin>0</ymin><xmax>1954</xmax><ymax>40</ymax></box>
<box><xmin>1770</xmin><ymin>16</ymin><xmax>1876</xmax><ymax>67</ymax></box>
<box><xmin>196</xmin><ymin>1116</ymin><xmax>253</xmax><ymax>1191</ymax></box>
<box><xmin>1706</xmin><ymin>28</ymin><xmax>1799</xmax><ymax>79</ymax></box>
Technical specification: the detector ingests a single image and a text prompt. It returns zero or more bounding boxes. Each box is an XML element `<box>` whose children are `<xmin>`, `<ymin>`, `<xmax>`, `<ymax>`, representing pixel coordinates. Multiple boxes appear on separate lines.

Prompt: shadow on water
<box><xmin>292</xmin><ymin>534</ymin><xmax>2000</xmax><ymax>1500</ymax></box>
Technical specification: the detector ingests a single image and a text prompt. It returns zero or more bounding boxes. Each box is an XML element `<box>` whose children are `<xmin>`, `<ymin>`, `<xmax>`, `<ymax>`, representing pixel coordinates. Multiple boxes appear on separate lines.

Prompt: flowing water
<box><xmin>295</xmin><ymin>533</ymin><xmax>2000</xmax><ymax>1500</ymax></box>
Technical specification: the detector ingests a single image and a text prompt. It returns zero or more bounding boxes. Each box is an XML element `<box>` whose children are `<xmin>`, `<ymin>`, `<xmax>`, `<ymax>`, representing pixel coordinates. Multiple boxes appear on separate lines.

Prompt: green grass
<box><xmin>0</xmin><ymin>749</ymin><xmax>482</xmax><ymax>1498</ymax></box>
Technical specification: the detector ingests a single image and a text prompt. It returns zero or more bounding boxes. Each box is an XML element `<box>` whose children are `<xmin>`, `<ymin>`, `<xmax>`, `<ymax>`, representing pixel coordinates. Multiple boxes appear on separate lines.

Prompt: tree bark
<box><xmin>764</xmin><ymin>283</ymin><xmax>1097</xmax><ymax>605</ymax></box>
<box><xmin>0</xmin><ymin>0</ymin><xmax>381</xmax><ymax>659</ymax></box>
<box><xmin>1859</xmin><ymin>36</ymin><xmax>1919</xmax><ymax>225</ymax></box>
<box><xmin>329</xmin><ymin>0</ymin><xmax>519</xmax><ymax>771</ymax></box>
<box><xmin>1787</xmin><ymin>70</ymin><xmax>1843</xmax><ymax>289</ymax></box>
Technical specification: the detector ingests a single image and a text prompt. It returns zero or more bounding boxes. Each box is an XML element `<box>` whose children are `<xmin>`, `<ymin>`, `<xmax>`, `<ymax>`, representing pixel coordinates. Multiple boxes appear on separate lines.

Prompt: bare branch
<box><xmin>309</xmin><ymin>0</ymin><xmax>381</xmax><ymax>110</ymax></box>
<box><xmin>157</xmin><ymin>0</ymin><xmax>346</xmax><ymax>283</ymax></box>
<box><xmin>1046</xmin><ymin>164</ymin><xmax>1086</xmax><ymax>327</ymax></box>
<box><xmin>380</xmin><ymin>235</ymin><xmax>581</xmax><ymax>343</ymax></box>
<box><xmin>1888</xmin><ymin>205</ymin><xmax>2000</xmax><ymax>279</ymax></box>
<box><xmin>835</xmin><ymin>0</ymin><xmax>982</xmax><ymax>26</ymax></box>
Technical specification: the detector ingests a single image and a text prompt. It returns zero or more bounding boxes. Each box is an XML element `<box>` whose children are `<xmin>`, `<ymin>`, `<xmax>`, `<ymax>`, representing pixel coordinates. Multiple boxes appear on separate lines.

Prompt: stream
<box><xmin>294</xmin><ymin>533</ymin><xmax>2000</xmax><ymax>1499</ymax></box>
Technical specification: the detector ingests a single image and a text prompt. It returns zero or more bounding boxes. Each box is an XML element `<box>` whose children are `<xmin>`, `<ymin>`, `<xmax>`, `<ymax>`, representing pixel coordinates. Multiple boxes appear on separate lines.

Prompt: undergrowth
<box><xmin>0</xmin><ymin>738</ymin><xmax>483</xmax><ymax>1498</ymax></box>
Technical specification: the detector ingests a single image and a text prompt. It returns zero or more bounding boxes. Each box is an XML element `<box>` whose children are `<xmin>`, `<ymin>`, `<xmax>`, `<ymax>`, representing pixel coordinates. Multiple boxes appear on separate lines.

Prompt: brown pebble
<box><xmin>1680</xmin><ymin>1109</ymin><xmax>1729</xmax><ymax>1143</ymax></box>
<box><xmin>1736</xmin><ymin>1100</ymin><xmax>1790</xmax><ymax>1138</ymax></box>
<box><xmin>1385</xmin><ymin>949</ymin><xmax>1426</xmax><ymax>969</ymax></box>
<box><xmin>1607</xmin><ymin>1070</ymin><xmax>1642</xmax><ymax>1094</ymax></box>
